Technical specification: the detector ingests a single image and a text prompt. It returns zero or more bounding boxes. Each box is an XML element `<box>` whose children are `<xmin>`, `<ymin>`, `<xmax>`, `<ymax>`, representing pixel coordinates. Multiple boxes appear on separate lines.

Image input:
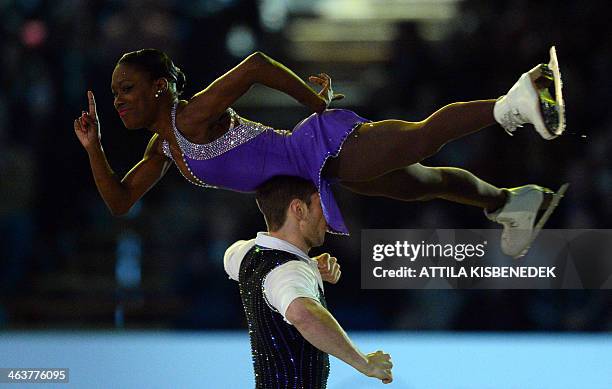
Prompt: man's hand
<box><xmin>315</xmin><ymin>253</ymin><xmax>341</xmax><ymax>284</ymax></box>
<box><xmin>362</xmin><ymin>350</ymin><xmax>393</xmax><ymax>384</ymax></box>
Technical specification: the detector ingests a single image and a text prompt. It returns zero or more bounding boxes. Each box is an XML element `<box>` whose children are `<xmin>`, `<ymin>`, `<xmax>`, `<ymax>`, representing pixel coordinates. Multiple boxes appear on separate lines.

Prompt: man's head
<box><xmin>255</xmin><ymin>176</ymin><xmax>327</xmax><ymax>248</ymax></box>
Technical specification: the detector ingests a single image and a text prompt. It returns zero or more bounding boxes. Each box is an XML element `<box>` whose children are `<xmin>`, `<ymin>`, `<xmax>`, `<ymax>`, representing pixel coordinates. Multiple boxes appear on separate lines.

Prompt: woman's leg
<box><xmin>325</xmin><ymin>48</ymin><xmax>565</xmax><ymax>183</ymax></box>
<box><xmin>324</xmin><ymin>100</ymin><xmax>497</xmax><ymax>182</ymax></box>
<box><xmin>340</xmin><ymin>163</ymin><xmax>507</xmax><ymax>212</ymax></box>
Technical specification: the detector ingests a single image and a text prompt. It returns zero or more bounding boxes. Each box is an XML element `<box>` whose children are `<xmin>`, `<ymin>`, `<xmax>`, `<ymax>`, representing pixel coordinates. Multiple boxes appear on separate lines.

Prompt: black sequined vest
<box><xmin>239</xmin><ymin>246</ymin><xmax>330</xmax><ymax>389</ymax></box>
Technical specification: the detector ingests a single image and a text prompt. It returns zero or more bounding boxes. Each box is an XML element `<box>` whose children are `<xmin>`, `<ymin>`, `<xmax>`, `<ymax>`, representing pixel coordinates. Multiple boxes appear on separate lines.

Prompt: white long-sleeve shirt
<box><xmin>224</xmin><ymin>232</ymin><xmax>324</xmax><ymax>324</ymax></box>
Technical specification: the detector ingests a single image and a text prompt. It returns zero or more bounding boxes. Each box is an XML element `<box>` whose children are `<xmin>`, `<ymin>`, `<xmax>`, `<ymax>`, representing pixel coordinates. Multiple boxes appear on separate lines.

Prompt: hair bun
<box><xmin>175</xmin><ymin>67</ymin><xmax>186</xmax><ymax>96</ymax></box>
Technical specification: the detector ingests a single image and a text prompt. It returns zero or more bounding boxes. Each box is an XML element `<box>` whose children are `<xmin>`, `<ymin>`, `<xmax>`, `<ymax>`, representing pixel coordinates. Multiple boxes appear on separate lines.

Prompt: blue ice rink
<box><xmin>1</xmin><ymin>331</ymin><xmax>610</xmax><ymax>388</ymax></box>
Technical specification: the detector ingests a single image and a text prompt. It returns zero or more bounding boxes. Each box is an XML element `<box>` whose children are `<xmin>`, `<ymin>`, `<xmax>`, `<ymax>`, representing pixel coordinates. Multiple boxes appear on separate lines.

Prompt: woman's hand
<box><xmin>308</xmin><ymin>73</ymin><xmax>344</xmax><ymax>109</ymax></box>
<box><xmin>74</xmin><ymin>91</ymin><xmax>102</xmax><ymax>151</ymax></box>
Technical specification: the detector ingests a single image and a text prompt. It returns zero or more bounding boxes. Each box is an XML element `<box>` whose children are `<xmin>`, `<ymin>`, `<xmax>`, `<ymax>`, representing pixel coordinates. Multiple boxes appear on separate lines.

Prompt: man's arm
<box><xmin>285</xmin><ymin>297</ymin><xmax>393</xmax><ymax>384</ymax></box>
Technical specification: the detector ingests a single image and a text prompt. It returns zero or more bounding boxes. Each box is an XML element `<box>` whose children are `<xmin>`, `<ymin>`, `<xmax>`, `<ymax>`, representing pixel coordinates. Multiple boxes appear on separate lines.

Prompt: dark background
<box><xmin>1</xmin><ymin>0</ymin><xmax>610</xmax><ymax>332</ymax></box>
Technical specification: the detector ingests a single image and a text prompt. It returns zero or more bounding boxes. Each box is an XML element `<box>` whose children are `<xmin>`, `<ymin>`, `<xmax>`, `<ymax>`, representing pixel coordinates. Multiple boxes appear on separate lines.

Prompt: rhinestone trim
<box><xmin>179</xmin><ymin>153</ymin><xmax>218</xmax><ymax>188</ymax></box>
<box><xmin>162</xmin><ymin>142</ymin><xmax>217</xmax><ymax>188</ymax></box>
<box><xmin>170</xmin><ymin>102</ymin><xmax>270</xmax><ymax>161</ymax></box>
<box><xmin>319</xmin><ymin>120</ymin><xmax>367</xmax><ymax>236</ymax></box>
<box><xmin>164</xmin><ymin>103</ymin><xmax>273</xmax><ymax>189</ymax></box>
<box><xmin>161</xmin><ymin>139</ymin><xmax>171</xmax><ymax>158</ymax></box>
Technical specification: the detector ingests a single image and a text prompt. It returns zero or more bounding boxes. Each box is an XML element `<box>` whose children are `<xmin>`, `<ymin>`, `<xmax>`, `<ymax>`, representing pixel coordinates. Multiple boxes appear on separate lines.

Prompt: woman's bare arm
<box><xmin>85</xmin><ymin>134</ymin><xmax>171</xmax><ymax>216</ymax></box>
<box><xmin>182</xmin><ymin>52</ymin><xmax>328</xmax><ymax>125</ymax></box>
<box><xmin>74</xmin><ymin>91</ymin><xmax>171</xmax><ymax>216</ymax></box>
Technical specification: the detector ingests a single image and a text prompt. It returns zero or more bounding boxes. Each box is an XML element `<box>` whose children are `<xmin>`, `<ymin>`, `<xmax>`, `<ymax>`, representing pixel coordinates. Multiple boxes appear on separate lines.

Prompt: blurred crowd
<box><xmin>1</xmin><ymin>0</ymin><xmax>611</xmax><ymax>331</ymax></box>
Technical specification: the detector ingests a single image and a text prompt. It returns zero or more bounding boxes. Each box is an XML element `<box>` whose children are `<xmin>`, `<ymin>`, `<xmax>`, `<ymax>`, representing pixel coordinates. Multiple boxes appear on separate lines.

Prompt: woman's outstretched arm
<box><xmin>183</xmin><ymin>52</ymin><xmax>329</xmax><ymax>124</ymax></box>
<box><xmin>250</xmin><ymin>52</ymin><xmax>329</xmax><ymax>111</ymax></box>
<box><xmin>74</xmin><ymin>91</ymin><xmax>171</xmax><ymax>216</ymax></box>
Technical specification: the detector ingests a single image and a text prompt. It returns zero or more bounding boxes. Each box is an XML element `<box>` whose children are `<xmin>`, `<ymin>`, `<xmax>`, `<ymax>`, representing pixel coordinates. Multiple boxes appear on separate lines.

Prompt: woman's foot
<box><xmin>494</xmin><ymin>46</ymin><xmax>565</xmax><ymax>139</ymax></box>
<box><xmin>485</xmin><ymin>183</ymin><xmax>569</xmax><ymax>258</ymax></box>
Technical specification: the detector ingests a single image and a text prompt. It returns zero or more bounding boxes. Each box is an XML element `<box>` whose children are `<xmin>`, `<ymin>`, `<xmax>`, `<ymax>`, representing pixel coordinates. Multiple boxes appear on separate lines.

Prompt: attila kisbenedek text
<box><xmin>370</xmin><ymin>240</ymin><xmax>556</xmax><ymax>280</ymax></box>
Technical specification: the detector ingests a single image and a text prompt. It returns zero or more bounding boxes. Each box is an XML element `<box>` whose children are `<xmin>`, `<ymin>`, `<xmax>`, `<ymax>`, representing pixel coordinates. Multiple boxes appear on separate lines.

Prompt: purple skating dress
<box><xmin>161</xmin><ymin>103</ymin><xmax>370</xmax><ymax>235</ymax></box>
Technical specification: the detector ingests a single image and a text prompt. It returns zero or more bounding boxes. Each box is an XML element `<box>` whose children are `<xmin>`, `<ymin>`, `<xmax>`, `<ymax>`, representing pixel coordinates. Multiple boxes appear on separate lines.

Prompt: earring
<box><xmin>155</xmin><ymin>90</ymin><xmax>162</xmax><ymax>98</ymax></box>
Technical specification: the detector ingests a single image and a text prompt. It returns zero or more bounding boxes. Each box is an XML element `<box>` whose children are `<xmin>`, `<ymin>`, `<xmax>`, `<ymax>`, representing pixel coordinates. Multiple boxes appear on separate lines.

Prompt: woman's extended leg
<box><xmin>339</xmin><ymin>163</ymin><xmax>508</xmax><ymax>212</ymax></box>
<box><xmin>330</xmin><ymin>48</ymin><xmax>567</xmax><ymax>259</ymax></box>
<box><xmin>324</xmin><ymin>100</ymin><xmax>497</xmax><ymax>182</ymax></box>
<box><xmin>340</xmin><ymin>163</ymin><xmax>568</xmax><ymax>259</ymax></box>
<box><xmin>325</xmin><ymin>48</ymin><xmax>566</xmax><ymax>183</ymax></box>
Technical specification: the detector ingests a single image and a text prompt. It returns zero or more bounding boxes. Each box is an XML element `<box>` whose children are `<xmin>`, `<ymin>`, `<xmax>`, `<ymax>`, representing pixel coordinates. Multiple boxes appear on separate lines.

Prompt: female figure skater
<box><xmin>74</xmin><ymin>48</ymin><xmax>567</xmax><ymax>258</ymax></box>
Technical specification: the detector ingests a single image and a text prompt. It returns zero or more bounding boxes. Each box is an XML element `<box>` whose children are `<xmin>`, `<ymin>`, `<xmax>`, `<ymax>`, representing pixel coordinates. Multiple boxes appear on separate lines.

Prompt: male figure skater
<box><xmin>224</xmin><ymin>176</ymin><xmax>393</xmax><ymax>388</ymax></box>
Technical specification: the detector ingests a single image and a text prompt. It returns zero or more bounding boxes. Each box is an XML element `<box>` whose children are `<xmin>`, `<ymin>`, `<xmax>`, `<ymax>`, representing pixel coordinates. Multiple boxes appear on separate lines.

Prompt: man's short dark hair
<box><xmin>255</xmin><ymin>176</ymin><xmax>318</xmax><ymax>231</ymax></box>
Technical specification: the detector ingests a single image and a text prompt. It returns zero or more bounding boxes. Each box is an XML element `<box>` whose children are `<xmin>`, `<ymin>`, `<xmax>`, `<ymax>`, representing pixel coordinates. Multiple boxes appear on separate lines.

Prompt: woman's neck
<box><xmin>149</xmin><ymin>99</ymin><xmax>184</xmax><ymax>138</ymax></box>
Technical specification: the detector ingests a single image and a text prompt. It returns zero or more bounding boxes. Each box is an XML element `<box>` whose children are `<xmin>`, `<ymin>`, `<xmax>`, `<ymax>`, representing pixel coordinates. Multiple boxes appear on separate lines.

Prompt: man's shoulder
<box><xmin>257</xmin><ymin>247</ymin><xmax>303</xmax><ymax>260</ymax></box>
<box><xmin>224</xmin><ymin>235</ymin><xmax>312</xmax><ymax>281</ymax></box>
<box><xmin>240</xmin><ymin>247</ymin><xmax>314</xmax><ymax>285</ymax></box>
<box><xmin>224</xmin><ymin>238</ymin><xmax>257</xmax><ymax>281</ymax></box>
<box><xmin>244</xmin><ymin>247</ymin><xmax>307</xmax><ymax>274</ymax></box>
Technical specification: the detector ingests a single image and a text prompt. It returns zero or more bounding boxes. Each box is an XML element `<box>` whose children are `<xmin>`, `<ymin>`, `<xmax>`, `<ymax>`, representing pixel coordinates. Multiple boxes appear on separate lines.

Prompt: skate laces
<box><xmin>498</xmin><ymin>216</ymin><xmax>519</xmax><ymax>229</ymax></box>
<box><xmin>500</xmin><ymin>108</ymin><xmax>527</xmax><ymax>135</ymax></box>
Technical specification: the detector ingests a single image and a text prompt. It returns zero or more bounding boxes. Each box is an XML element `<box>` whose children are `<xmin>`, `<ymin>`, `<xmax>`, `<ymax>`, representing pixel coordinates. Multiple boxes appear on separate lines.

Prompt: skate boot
<box><xmin>494</xmin><ymin>46</ymin><xmax>565</xmax><ymax>139</ymax></box>
<box><xmin>486</xmin><ymin>183</ymin><xmax>569</xmax><ymax>258</ymax></box>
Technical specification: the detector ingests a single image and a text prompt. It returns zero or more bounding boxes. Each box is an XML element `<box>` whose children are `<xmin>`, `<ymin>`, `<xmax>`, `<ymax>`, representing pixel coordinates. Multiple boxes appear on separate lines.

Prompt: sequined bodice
<box><xmin>162</xmin><ymin>102</ymin><xmax>275</xmax><ymax>188</ymax></box>
<box><xmin>239</xmin><ymin>247</ymin><xmax>329</xmax><ymax>389</ymax></box>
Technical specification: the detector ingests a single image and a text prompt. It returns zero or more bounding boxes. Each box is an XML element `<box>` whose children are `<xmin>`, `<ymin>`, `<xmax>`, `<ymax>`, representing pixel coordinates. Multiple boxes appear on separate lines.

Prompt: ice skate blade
<box><xmin>512</xmin><ymin>183</ymin><xmax>569</xmax><ymax>259</ymax></box>
<box><xmin>536</xmin><ymin>46</ymin><xmax>565</xmax><ymax>139</ymax></box>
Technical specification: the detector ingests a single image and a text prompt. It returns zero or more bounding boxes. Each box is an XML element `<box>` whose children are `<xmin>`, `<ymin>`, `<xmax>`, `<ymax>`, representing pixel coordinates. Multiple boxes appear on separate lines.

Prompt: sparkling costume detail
<box><xmin>170</xmin><ymin>104</ymin><xmax>270</xmax><ymax>160</ymax></box>
<box><xmin>239</xmin><ymin>246</ymin><xmax>329</xmax><ymax>389</ymax></box>
<box><xmin>162</xmin><ymin>103</ymin><xmax>371</xmax><ymax>234</ymax></box>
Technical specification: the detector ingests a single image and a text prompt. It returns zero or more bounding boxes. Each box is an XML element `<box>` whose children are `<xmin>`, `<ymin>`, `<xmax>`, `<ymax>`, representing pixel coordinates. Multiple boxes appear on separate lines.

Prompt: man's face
<box><xmin>302</xmin><ymin>192</ymin><xmax>327</xmax><ymax>248</ymax></box>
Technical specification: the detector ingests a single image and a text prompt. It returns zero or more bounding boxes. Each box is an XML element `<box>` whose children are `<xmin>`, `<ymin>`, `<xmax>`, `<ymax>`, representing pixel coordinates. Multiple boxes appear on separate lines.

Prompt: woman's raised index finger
<box><xmin>87</xmin><ymin>90</ymin><xmax>97</xmax><ymax>115</ymax></box>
